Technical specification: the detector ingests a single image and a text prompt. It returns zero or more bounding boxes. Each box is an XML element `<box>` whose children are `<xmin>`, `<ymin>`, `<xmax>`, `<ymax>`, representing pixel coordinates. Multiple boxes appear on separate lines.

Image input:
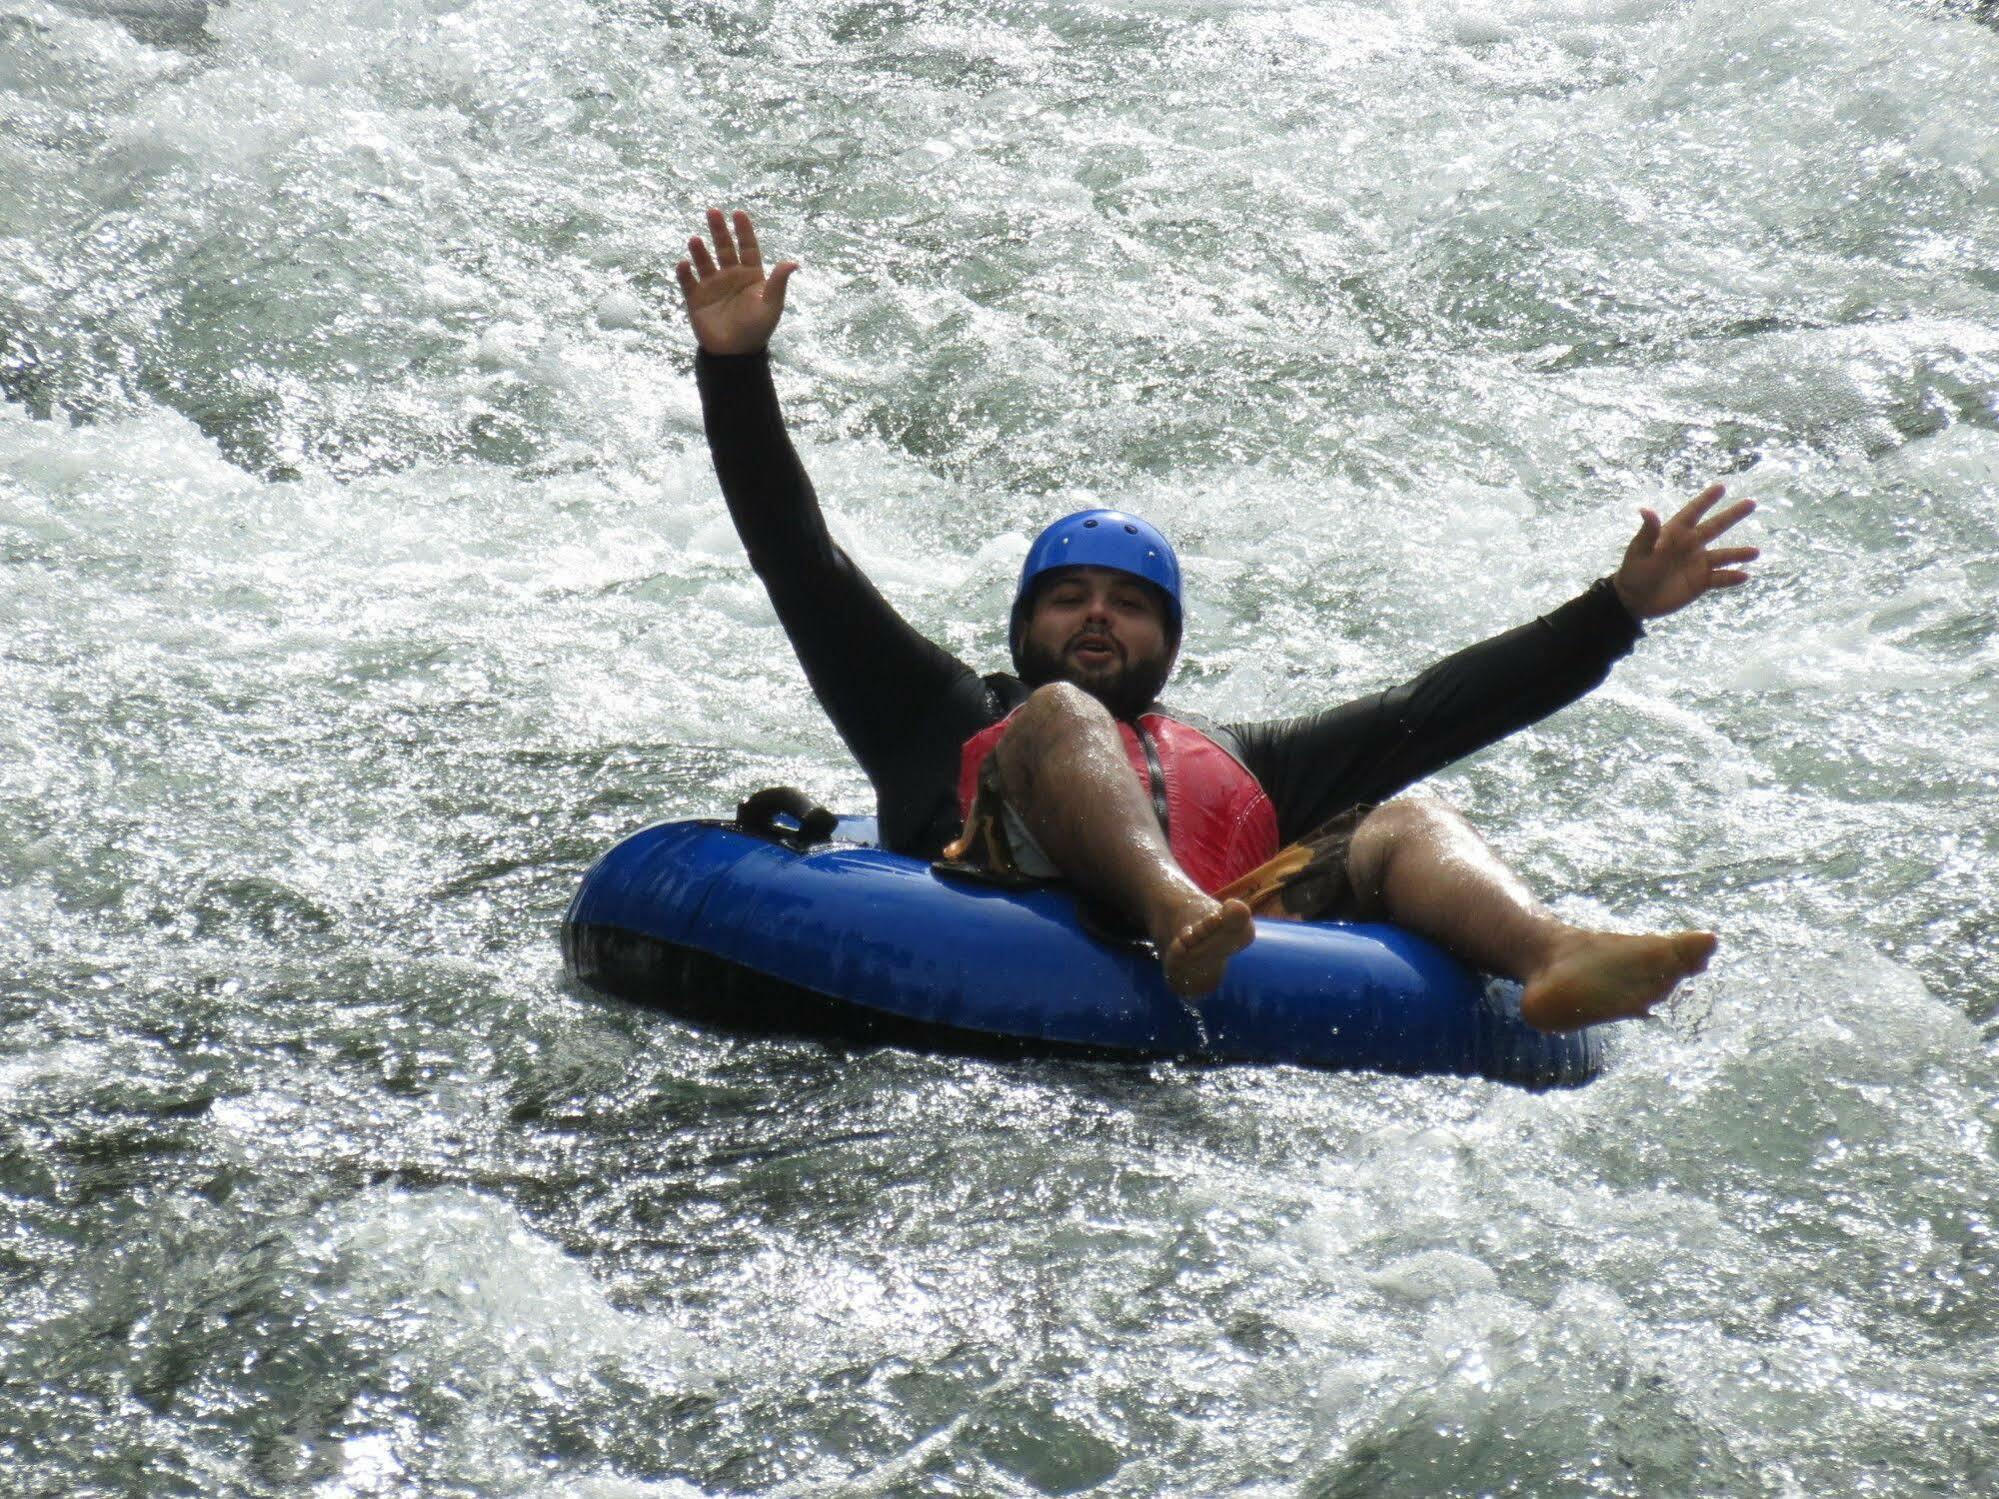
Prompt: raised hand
<box><xmin>1612</xmin><ymin>483</ymin><xmax>1760</xmax><ymax>621</ymax></box>
<box><xmin>675</xmin><ymin>208</ymin><xmax>798</xmax><ymax>356</ymax></box>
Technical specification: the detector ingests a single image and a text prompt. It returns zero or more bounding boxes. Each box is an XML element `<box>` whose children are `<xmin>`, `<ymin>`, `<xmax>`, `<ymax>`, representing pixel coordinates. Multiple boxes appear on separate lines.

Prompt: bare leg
<box><xmin>1344</xmin><ymin>793</ymin><xmax>1716</xmax><ymax>1032</ymax></box>
<box><xmin>991</xmin><ymin>683</ymin><xmax>1252</xmax><ymax>997</ymax></box>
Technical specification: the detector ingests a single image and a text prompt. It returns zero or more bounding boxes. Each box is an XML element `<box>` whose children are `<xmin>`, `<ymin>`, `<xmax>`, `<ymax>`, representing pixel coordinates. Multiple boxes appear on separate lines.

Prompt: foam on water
<box><xmin>4</xmin><ymin>0</ymin><xmax>1998</xmax><ymax>1493</ymax></box>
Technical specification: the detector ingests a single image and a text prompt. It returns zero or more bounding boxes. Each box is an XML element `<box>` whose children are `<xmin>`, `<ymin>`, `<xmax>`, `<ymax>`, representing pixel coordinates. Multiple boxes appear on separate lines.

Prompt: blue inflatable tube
<box><xmin>562</xmin><ymin>815</ymin><xmax>1601</xmax><ymax>1087</ymax></box>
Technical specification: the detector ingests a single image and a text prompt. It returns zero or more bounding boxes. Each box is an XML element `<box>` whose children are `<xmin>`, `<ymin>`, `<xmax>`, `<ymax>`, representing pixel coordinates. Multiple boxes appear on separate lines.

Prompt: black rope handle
<box><xmin>734</xmin><ymin>786</ymin><xmax>839</xmax><ymax>850</ymax></box>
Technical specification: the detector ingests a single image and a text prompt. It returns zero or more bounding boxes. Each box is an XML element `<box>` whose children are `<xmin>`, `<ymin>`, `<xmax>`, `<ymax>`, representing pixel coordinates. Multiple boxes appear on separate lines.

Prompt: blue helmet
<box><xmin>1009</xmin><ymin>509</ymin><xmax>1183</xmax><ymax>667</ymax></box>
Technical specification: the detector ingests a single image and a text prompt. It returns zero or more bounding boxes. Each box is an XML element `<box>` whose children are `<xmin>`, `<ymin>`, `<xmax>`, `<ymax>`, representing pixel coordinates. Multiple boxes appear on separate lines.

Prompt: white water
<box><xmin>3</xmin><ymin>0</ymin><xmax>1997</xmax><ymax>1493</ymax></box>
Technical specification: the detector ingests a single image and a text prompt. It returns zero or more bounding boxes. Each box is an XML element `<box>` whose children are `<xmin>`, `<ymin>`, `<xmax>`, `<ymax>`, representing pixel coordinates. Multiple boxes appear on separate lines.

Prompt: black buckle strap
<box><xmin>734</xmin><ymin>786</ymin><xmax>838</xmax><ymax>851</ymax></box>
<box><xmin>735</xmin><ymin>787</ymin><xmax>835</xmax><ymax>855</ymax></box>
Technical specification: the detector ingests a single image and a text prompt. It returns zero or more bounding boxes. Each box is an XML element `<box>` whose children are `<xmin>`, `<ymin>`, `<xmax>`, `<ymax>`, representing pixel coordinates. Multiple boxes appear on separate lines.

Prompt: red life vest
<box><xmin>957</xmin><ymin>709</ymin><xmax>1279</xmax><ymax>895</ymax></box>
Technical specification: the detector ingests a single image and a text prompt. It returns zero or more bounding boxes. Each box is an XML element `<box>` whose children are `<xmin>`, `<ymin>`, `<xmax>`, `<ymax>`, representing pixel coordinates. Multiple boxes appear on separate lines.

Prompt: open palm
<box><xmin>1613</xmin><ymin>483</ymin><xmax>1760</xmax><ymax>620</ymax></box>
<box><xmin>675</xmin><ymin>208</ymin><xmax>798</xmax><ymax>356</ymax></box>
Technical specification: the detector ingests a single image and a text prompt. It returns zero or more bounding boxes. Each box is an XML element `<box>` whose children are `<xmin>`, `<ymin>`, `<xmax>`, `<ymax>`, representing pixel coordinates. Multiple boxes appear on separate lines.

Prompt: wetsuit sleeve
<box><xmin>695</xmin><ymin>350</ymin><xmax>993</xmax><ymax>853</ymax></box>
<box><xmin>1226</xmin><ymin>580</ymin><xmax>1643</xmax><ymax>842</ymax></box>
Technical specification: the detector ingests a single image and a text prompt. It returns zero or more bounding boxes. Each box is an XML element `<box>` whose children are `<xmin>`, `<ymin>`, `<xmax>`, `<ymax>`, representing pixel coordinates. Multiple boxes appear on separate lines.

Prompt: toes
<box><xmin>1161</xmin><ymin>900</ymin><xmax>1255</xmax><ymax>999</ymax></box>
<box><xmin>1667</xmin><ymin>932</ymin><xmax>1717</xmax><ymax>979</ymax></box>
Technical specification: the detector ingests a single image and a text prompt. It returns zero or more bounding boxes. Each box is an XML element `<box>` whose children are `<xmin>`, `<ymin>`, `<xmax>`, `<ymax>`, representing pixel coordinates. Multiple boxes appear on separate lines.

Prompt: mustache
<box><xmin>1013</xmin><ymin>632</ymin><xmax>1173</xmax><ymax>720</ymax></box>
<box><xmin>1064</xmin><ymin>629</ymin><xmax>1124</xmax><ymax>661</ymax></box>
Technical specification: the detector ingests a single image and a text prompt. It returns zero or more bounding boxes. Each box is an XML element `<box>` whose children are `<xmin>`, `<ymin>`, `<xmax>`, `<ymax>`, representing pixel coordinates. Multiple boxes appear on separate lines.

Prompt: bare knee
<box><xmin>1015</xmin><ymin>680</ymin><xmax>1110</xmax><ymax>732</ymax></box>
<box><xmin>1346</xmin><ymin>791</ymin><xmax>1469</xmax><ymax>904</ymax></box>
<box><xmin>995</xmin><ymin>681</ymin><xmax>1114</xmax><ymax>795</ymax></box>
<box><xmin>1358</xmin><ymin>788</ymin><xmax>1466</xmax><ymax>844</ymax></box>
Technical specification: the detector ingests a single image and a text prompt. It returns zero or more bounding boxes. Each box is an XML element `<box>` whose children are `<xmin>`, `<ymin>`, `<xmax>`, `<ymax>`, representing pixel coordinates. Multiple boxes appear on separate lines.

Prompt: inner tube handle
<box><xmin>734</xmin><ymin>786</ymin><xmax>839</xmax><ymax>850</ymax></box>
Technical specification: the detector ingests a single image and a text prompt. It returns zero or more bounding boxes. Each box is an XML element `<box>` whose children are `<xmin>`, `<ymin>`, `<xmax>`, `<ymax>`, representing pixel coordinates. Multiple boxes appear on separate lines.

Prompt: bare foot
<box><xmin>1519</xmin><ymin>929</ymin><xmax>1718</xmax><ymax>1032</ymax></box>
<box><xmin>1159</xmin><ymin>897</ymin><xmax>1256</xmax><ymax>998</ymax></box>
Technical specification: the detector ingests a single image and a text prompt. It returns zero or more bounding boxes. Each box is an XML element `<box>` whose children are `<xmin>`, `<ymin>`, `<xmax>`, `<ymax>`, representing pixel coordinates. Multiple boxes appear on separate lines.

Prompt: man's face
<box><xmin>1015</xmin><ymin>565</ymin><xmax>1175</xmax><ymax>719</ymax></box>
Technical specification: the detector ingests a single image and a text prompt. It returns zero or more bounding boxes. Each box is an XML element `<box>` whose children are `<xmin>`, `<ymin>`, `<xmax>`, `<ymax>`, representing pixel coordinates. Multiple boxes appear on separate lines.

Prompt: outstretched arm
<box><xmin>679</xmin><ymin>211</ymin><xmax>987</xmax><ymax>848</ymax></box>
<box><xmin>681</xmin><ymin>208</ymin><xmax>831</xmax><ymax>589</ymax></box>
<box><xmin>1232</xmin><ymin>484</ymin><xmax>1760</xmax><ymax>840</ymax></box>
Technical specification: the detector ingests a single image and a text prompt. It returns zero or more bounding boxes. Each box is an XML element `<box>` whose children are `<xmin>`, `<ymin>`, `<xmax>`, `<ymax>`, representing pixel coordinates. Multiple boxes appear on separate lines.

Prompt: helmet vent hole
<box><xmin>1083</xmin><ymin>518</ymin><xmax>1098</xmax><ymax>528</ymax></box>
<box><xmin>1125</xmin><ymin>524</ymin><xmax>1137</xmax><ymax>533</ymax></box>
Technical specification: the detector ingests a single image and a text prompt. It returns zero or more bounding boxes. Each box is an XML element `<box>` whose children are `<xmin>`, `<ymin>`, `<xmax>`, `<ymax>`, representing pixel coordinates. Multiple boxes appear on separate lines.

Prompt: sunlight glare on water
<box><xmin>2</xmin><ymin>0</ymin><xmax>1998</xmax><ymax>1493</ymax></box>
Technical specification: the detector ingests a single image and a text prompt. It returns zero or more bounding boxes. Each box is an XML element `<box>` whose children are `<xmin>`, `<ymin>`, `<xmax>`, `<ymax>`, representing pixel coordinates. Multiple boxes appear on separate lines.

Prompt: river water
<box><xmin>4</xmin><ymin>0</ymin><xmax>1998</xmax><ymax>1493</ymax></box>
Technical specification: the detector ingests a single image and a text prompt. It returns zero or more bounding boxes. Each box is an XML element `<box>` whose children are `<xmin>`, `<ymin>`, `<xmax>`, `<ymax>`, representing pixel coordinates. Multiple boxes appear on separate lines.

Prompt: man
<box><xmin>676</xmin><ymin>209</ymin><xmax>1759</xmax><ymax>1029</ymax></box>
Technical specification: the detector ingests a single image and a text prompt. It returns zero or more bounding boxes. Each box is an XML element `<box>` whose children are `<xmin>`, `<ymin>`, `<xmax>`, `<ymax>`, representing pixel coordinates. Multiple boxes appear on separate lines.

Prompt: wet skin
<box><xmin>680</xmin><ymin>207</ymin><xmax>1760</xmax><ymax>1026</ymax></box>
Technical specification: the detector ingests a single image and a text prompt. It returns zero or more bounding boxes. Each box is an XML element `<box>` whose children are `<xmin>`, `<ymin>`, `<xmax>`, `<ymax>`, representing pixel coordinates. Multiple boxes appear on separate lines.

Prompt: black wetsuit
<box><xmin>697</xmin><ymin>350</ymin><xmax>1642</xmax><ymax>858</ymax></box>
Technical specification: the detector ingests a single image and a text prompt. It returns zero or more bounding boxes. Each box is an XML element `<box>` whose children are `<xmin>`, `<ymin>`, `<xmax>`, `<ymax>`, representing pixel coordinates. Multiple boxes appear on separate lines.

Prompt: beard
<box><xmin>1014</xmin><ymin>632</ymin><xmax>1174</xmax><ymax>721</ymax></box>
